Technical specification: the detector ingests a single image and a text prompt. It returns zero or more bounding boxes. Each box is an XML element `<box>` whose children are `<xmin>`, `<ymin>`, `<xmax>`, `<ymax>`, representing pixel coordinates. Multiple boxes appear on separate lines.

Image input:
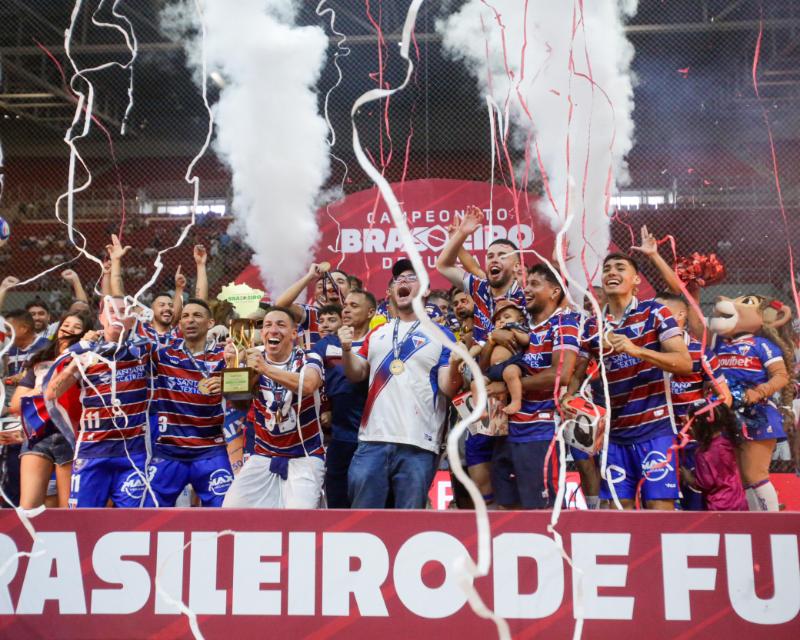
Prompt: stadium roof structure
<box><xmin>0</xmin><ymin>0</ymin><xmax>798</xmax><ymax>178</ymax></box>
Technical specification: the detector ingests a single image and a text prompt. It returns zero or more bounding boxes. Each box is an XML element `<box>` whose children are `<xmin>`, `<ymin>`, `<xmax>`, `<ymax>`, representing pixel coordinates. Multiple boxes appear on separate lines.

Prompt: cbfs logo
<box><xmin>641</xmin><ymin>450</ymin><xmax>674</xmax><ymax>482</ymax></box>
<box><xmin>120</xmin><ymin>466</ymin><xmax>156</xmax><ymax>499</ymax></box>
<box><xmin>209</xmin><ymin>468</ymin><xmax>233</xmax><ymax>496</ymax></box>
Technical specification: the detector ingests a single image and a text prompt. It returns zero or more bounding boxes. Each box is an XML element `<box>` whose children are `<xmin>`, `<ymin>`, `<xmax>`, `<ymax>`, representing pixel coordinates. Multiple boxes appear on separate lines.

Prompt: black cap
<box><xmin>391</xmin><ymin>258</ymin><xmax>415</xmax><ymax>280</ymax></box>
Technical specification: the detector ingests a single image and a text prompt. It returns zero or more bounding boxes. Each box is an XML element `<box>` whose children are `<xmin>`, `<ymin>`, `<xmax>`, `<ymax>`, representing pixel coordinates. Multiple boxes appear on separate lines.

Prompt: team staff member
<box><xmin>341</xmin><ymin>259</ymin><xmax>462</xmax><ymax>509</ymax></box>
<box><xmin>222</xmin><ymin>307</ymin><xmax>325</xmax><ymax>509</ymax></box>
<box><xmin>312</xmin><ymin>290</ymin><xmax>376</xmax><ymax>507</ymax></box>
<box><xmin>45</xmin><ymin>296</ymin><xmax>153</xmax><ymax>508</ymax></box>
<box><xmin>565</xmin><ymin>253</ymin><xmax>692</xmax><ymax>510</ymax></box>
<box><xmin>144</xmin><ymin>299</ymin><xmax>232</xmax><ymax>507</ymax></box>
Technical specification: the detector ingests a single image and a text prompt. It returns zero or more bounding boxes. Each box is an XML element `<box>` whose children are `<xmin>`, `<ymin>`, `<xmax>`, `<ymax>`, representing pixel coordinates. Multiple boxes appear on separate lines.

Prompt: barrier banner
<box><xmin>0</xmin><ymin>510</ymin><xmax>798</xmax><ymax>639</ymax></box>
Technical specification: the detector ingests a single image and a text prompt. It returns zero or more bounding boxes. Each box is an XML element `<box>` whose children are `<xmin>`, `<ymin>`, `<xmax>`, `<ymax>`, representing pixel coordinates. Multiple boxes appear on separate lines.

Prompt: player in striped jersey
<box><xmin>45</xmin><ymin>296</ymin><xmax>153</xmax><ymax>508</ymax></box>
<box><xmin>144</xmin><ymin>299</ymin><xmax>232</xmax><ymax>507</ymax></box>
<box><xmin>274</xmin><ymin>262</ymin><xmax>351</xmax><ymax>350</ymax></box>
<box><xmin>437</xmin><ymin>205</ymin><xmax>527</xmax><ymax>346</ymax></box>
<box><xmin>483</xmin><ymin>265</ymin><xmax>581</xmax><ymax>508</ymax></box>
<box><xmin>222</xmin><ymin>307</ymin><xmax>325</xmax><ymax>509</ymax></box>
<box><xmin>565</xmin><ymin>253</ymin><xmax>692</xmax><ymax>510</ymax></box>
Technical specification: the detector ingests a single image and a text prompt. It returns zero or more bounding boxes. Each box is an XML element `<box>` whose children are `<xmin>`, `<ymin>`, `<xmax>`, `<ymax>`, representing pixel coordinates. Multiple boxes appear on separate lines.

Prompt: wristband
<box><xmin>342</xmin><ymin>345</ymin><xmax>351</xmax><ymax>352</ymax></box>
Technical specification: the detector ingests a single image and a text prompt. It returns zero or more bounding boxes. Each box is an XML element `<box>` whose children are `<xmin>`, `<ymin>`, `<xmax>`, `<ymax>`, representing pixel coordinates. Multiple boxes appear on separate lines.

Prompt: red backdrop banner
<box><xmin>0</xmin><ymin>509</ymin><xmax>798</xmax><ymax>639</ymax></box>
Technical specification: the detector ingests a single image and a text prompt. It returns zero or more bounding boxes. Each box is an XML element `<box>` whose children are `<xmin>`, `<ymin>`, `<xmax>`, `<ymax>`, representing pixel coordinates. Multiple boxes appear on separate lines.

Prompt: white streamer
<box><xmin>316</xmin><ymin>0</ymin><xmax>352</xmax><ymax>269</ymax></box>
<box><xmin>350</xmin><ymin>2</ymin><xmax>508</xmax><ymax>637</ymax></box>
<box><xmin>132</xmin><ymin>0</ymin><xmax>213</xmax><ymax>307</ymax></box>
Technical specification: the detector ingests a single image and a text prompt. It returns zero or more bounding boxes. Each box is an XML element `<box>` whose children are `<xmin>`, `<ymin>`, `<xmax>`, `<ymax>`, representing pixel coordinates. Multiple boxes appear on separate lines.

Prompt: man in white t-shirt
<box><xmin>340</xmin><ymin>258</ymin><xmax>462</xmax><ymax>509</ymax></box>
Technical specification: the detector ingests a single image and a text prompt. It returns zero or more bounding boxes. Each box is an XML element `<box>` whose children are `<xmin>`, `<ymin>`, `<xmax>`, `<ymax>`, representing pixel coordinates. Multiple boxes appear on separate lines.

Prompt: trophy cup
<box><xmin>222</xmin><ymin>318</ymin><xmax>258</xmax><ymax>400</ymax></box>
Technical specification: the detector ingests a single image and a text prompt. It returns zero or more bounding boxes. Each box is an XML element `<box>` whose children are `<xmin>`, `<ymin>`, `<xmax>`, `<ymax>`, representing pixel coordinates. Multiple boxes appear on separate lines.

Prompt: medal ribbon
<box><xmin>392</xmin><ymin>319</ymin><xmax>421</xmax><ymax>362</ymax></box>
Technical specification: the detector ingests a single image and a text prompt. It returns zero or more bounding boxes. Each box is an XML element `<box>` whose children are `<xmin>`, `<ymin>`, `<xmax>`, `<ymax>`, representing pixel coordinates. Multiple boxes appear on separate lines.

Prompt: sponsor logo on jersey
<box><xmin>209</xmin><ymin>468</ymin><xmax>233</xmax><ymax>496</ymax></box>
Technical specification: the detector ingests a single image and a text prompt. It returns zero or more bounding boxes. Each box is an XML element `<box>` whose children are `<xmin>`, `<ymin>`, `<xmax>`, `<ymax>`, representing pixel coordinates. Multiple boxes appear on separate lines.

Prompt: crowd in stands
<box><xmin>0</xmin><ymin>205</ymin><xmax>797</xmax><ymax>512</ymax></box>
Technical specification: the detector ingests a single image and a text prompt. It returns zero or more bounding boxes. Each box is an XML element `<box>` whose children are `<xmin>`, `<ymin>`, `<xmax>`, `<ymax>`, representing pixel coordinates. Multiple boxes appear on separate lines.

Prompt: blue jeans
<box><xmin>348</xmin><ymin>441</ymin><xmax>437</xmax><ymax>509</ymax></box>
<box><xmin>325</xmin><ymin>439</ymin><xmax>358</xmax><ymax>508</ymax></box>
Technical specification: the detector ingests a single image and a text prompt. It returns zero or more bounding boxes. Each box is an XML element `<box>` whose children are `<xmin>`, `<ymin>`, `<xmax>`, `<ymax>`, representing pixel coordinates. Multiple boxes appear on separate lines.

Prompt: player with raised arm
<box><xmin>564</xmin><ymin>253</ymin><xmax>692</xmax><ymax>510</ymax></box>
<box><xmin>341</xmin><ymin>259</ymin><xmax>462</xmax><ymax>509</ymax></box>
<box><xmin>222</xmin><ymin>307</ymin><xmax>325</xmax><ymax>509</ymax></box>
<box><xmin>274</xmin><ymin>262</ymin><xmax>351</xmax><ymax>350</ymax></box>
<box><xmin>44</xmin><ymin>296</ymin><xmax>153</xmax><ymax>508</ymax></box>
<box><xmin>436</xmin><ymin>205</ymin><xmax>526</xmax><ymax>347</ymax></box>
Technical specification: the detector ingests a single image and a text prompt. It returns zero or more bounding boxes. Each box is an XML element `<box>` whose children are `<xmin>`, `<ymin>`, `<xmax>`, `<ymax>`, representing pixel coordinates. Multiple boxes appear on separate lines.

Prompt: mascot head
<box><xmin>710</xmin><ymin>295</ymin><xmax>791</xmax><ymax>337</ymax></box>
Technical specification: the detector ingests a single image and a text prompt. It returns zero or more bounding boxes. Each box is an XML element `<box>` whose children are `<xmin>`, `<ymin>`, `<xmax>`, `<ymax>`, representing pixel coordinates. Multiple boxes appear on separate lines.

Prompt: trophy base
<box><xmin>222</xmin><ymin>367</ymin><xmax>255</xmax><ymax>401</ymax></box>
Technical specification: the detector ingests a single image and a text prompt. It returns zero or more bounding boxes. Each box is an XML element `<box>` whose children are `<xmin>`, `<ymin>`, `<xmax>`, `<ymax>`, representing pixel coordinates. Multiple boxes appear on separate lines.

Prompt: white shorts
<box><xmin>222</xmin><ymin>454</ymin><xmax>324</xmax><ymax>509</ymax></box>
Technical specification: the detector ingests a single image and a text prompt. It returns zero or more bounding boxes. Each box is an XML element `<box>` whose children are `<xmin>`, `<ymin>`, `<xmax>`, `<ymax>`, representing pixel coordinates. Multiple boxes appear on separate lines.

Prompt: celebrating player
<box><xmin>222</xmin><ymin>307</ymin><xmax>325</xmax><ymax>509</ymax></box>
<box><xmin>341</xmin><ymin>259</ymin><xmax>462</xmax><ymax>509</ymax></box>
<box><xmin>274</xmin><ymin>262</ymin><xmax>351</xmax><ymax>350</ymax></box>
<box><xmin>565</xmin><ymin>253</ymin><xmax>692</xmax><ymax>510</ymax></box>
<box><xmin>485</xmin><ymin>264</ymin><xmax>580</xmax><ymax>508</ymax></box>
<box><xmin>144</xmin><ymin>299</ymin><xmax>232</xmax><ymax>507</ymax></box>
<box><xmin>44</xmin><ymin>296</ymin><xmax>153</xmax><ymax>508</ymax></box>
<box><xmin>437</xmin><ymin>205</ymin><xmax>526</xmax><ymax>346</ymax></box>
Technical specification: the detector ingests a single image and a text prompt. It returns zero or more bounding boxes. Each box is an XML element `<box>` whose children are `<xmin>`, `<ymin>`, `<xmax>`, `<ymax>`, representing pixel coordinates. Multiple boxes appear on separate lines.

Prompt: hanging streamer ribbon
<box><xmin>316</xmin><ymin>0</ymin><xmax>351</xmax><ymax>269</ymax></box>
<box><xmin>351</xmin><ymin>1</ymin><xmax>509</xmax><ymax>637</ymax></box>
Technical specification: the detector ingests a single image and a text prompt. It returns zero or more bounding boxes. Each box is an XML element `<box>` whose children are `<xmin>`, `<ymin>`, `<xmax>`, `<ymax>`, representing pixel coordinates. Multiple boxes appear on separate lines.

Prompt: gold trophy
<box><xmin>222</xmin><ymin>318</ymin><xmax>259</xmax><ymax>400</ymax></box>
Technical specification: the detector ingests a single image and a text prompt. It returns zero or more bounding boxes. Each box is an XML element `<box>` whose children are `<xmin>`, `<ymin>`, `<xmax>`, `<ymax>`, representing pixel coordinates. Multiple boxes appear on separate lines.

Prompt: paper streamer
<box><xmin>351</xmin><ymin>1</ymin><xmax>509</xmax><ymax>637</ymax></box>
<box><xmin>316</xmin><ymin>0</ymin><xmax>351</xmax><ymax>269</ymax></box>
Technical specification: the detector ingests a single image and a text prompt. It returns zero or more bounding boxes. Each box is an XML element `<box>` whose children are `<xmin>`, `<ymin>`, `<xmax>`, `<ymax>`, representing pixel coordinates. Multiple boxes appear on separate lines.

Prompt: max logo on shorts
<box><xmin>120</xmin><ymin>466</ymin><xmax>156</xmax><ymax>499</ymax></box>
<box><xmin>641</xmin><ymin>450</ymin><xmax>673</xmax><ymax>482</ymax></box>
<box><xmin>209</xmin><ymin>469</ymin><xmax>233</xmax><ymax>496</ymax></box>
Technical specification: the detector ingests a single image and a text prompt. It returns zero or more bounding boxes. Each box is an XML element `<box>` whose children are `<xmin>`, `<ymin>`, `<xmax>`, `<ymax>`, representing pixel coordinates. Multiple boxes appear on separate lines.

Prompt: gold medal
<box><xmin>197</xmin><ymin>378</ymin><xmax>212</xmax><ymax>394</ymax></box>
<box><xmin>389</xmin><ymin>359</ymin><xmax>405</xmax><ymax>375</ymax></box>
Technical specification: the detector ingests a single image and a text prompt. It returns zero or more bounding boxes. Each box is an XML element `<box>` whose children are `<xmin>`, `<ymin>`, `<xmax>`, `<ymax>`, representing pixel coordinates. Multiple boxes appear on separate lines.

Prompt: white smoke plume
<box><xmin>161</xmin><ymin>0</ymin><xmax>330</xmax><ymax>293</ymax></box>
<box><xmin>438</xmin><ymin>1</ymin><xmax>638</xmax><ymax>289</ymax></box>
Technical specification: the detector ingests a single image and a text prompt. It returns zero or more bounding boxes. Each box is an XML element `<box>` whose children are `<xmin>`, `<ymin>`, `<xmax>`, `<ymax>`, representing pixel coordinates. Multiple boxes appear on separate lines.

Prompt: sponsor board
<box><xmin>0</xmin><ymin>509</ymin><xmax>798</xmax><ymax>638</ymax></box>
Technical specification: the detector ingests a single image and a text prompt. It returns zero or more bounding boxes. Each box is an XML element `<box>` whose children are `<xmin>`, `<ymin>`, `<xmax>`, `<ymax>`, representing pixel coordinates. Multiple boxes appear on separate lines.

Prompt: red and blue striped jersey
<box><xmin>462</xmin><ymin>273</ymin><xmax>527</xmax><ymax>345</ymax></box>
<box><xmin>298</xmin><ymin>304</ymin><xmax>321</xmax><ymax>350</ymax></box>
<box><xmin>136</xmin><ymin>321</ymin><xmax>182</xmax><ymax>348</ymax></box>
<box><xmin>671</xmin><ymin>334</ymin><xmax>725</xmax><ymax>419</ymax></box>
<box><xmin>6</xmin><ymin>335</ymin><xmax>51</xmax><ymax>377</ymax></box>
<box><xmin>152</xmin><ymin>343</ymin><xmax>227</xmax><ymax>460</ymax></box>
<box><xmin>70</xmin><ymin>338</ymin><xmax>153</xmax><ymax>458</ymax></box>
<box><xmin>713</xmin><ymin>334</ymin><xmax>783</xmax><ymax>392</ymax></box>
<box><xmin>580</xmin><ymin>298</ymin><xmax>682</xmax><ymax>443</ymax></box>
<box><xmin>252</xmin><ymin>348</ymin><xmax>325</xmax><ymax>459</ymax></box>
<box><xmin>510</xmin><ymin>310</ymin><xmax>581</xmax><ymax>442</ymax></box>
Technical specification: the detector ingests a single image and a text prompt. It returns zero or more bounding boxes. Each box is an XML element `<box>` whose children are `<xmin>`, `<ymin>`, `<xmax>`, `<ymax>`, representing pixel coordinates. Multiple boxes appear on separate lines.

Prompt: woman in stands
<box><xmin>9</xmin><ymin>311</ymin><xmax>92</xmax><ymax>509</ymax></box>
